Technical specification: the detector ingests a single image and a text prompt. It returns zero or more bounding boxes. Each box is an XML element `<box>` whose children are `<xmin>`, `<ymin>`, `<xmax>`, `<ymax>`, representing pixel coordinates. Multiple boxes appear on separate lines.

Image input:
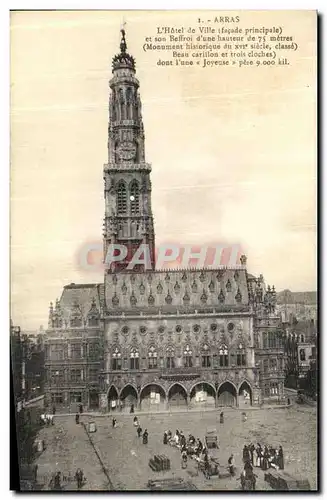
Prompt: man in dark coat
<box><xmin>75</xmin><ymin>468</ymin><xmax>84</xmax><ymax>489</ymax></box>
<box><xmin>143</xmin><ymin>429</ymin><xmax>148</xmax><ymax>444</ymax></box>
<box><xmin>228</xmin><ymin>454</ymin><xmax>235</xmax><ymax>476</ymax></box>
<box><xmin>243</xmin><ymin>445</ymin><xmax>250</xmax><ymax>463</ymax></box>
<box><xmin>53</xmin><ymin>472</ymin><xmax>61</xmax><ymax>490</ymax></box>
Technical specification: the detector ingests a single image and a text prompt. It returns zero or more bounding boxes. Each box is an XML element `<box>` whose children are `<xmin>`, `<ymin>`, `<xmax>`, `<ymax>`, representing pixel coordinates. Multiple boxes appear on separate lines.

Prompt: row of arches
<box><xmin>107</xmin><ymin>381</ymin><xmax>252</xmax><ymax>412</ymax></box>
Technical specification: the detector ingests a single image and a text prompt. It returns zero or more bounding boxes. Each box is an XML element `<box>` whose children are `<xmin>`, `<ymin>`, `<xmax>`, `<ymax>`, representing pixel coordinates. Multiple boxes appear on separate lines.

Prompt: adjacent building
<box><xmin>44</xmin><ymin>30</ymin><xmax>285</xmax><ymax>412</ymax></box>
<box><xmin>283</xmin><ymin>317</ymin><xmax>317</xmax><ymax>389</ymax></box>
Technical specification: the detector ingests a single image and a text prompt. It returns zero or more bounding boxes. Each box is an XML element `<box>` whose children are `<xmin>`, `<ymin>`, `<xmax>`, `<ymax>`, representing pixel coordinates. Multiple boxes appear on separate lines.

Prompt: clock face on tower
<box><xmin>117</xmin><ymin>141</ymin><xmax>137</xmax><ymax>161</ymax></box>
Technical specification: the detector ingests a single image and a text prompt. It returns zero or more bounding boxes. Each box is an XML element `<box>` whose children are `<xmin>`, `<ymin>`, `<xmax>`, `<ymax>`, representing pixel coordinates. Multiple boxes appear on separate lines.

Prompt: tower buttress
<box><xmin>103</xmin><ymin>28</ymin><xmax>155</xmax><ymax>273</ymax></box>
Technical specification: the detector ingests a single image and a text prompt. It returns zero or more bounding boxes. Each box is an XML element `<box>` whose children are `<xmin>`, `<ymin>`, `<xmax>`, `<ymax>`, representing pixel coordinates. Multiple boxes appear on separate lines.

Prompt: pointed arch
<box><xmin>238</xmin><ymin>380</ymin><xmax>253</xmax><ymax>406</ymax></box>
<box><xmin>168</xmin><ymin>383</ymin><xmax>188</xmax><ymax>409</ymax></box>
<box><xmin>117</xmin><ymin>180</ymin><xmax>127</xmax><ymax>213</ymax></box>
<box><xmin>119</xmin><ymin>384</ymin><xmax>138</xmax><ymax>411</ymax></box>
<box><xmin>190</xmin><ymin>382</ymin><xmax>216</xmax><ymax>409</ymax></box>
<box><xmin>107</xmin><ymin>385</ymin><xmax>119</xmax><ymax>412</ymax></box>
<box><xmin>140</xmin><ymin>383</ymin><xmax>166</xmax><ymax>412</ymax></box>
<box><xmin>217</xmin><ymin>380</ymin><xmax>237</xmax><ymax>407</ymax></box>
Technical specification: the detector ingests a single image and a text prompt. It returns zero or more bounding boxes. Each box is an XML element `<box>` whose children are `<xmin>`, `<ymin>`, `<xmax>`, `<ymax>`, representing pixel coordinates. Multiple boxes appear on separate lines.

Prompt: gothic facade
<box><xmin>44</xmin><ymin>30</ymin><xmax>285</xmax><ymax>412</ymax></box>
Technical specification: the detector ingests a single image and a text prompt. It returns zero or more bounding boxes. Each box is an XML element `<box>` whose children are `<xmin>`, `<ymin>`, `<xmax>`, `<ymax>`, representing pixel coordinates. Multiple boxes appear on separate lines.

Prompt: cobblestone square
<box><xmin>34</xmin><ymin>405</ymin><xmax>317</xmax><ymax>491</ymax></box>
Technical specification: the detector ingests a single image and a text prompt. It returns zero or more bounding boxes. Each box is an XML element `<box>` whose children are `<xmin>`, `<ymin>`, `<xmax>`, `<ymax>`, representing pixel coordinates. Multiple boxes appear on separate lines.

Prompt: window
<box><xmin>183</xmin><ymin>345</ymin><xmax>193</xmax><ymax>368</ymax></box>
<box><xmin>201</xmin><ymin>344</ymin><xmax>211</xmax><ymax>368</ymax></box>
<box><xmin>71</xmin><ymin>343</ymin><xmax>81</xmax><ymax>360</ymax></box>
<box><xmin>213</xmin><ymin>354</ymin><xmax>218</xmax><ymax>368</ymax></box>
<box><xmin>50</xmin><ymin>370</ymin><xmax>64</xmax><ymax>384</ymax></box>
<box><xmin>219</xmin><ymin>345</ymin><xmax>228</xmax><ymax>367</ymax></box>
<box><xmin>166</xmin><ymin>347</ymin><xmax>175</xmax><ymax>369</ymax></box>
<box><xmin>117</xmin><ymin>181</ymin><xmax>127</xmax><ymax>213</ymax></box>
<box><xmin>70</xmin><ymin>369</ymin><xmax>82</xmax><ymax>383</ymax></box>
<box><xmin>70</xmin><ymin>317</ymin><xmax>82</xmax><ymax>327</ymax></box>
<box><xmin>112</xmin><ymin>347</ymin><xmax>122</xmax><ymax>370</ymax></box>
<box><xmin>270</xmin><ymin>383</ymin><xmax>278</xmax><ymax>396</ymax></box>
<box><xmin>130</xmin><ymin>181</ymin><xmax>140</xmax><ymax>214</ymax></box>
<box><xmin>237</xmin><ymin>354</ymin><xmax>246</xmax><ymax>366</ymax></box>
<box><xmin>70</xmin><ymin>392</ymin><xmax>82</xmax><ymax>404</ymax></box>
<box><xmin>88</xmin><ymin>317</ymin><xmax>99</xmax><ymax>327</ymax></box>
<box><xmin>300</xmin><ymin>334</ymin><xmax>305</xmax><ymax>343</ymax></box>
<box><xmin>263</xmin><ymin>332</ymin><xmax>282</xmax><ymax>349</ymax></box>
<box><xmin>264</xmin><ymin>385</ymin><xmax>270</xmax><ymax>397</ymax></box>
<box><xmin>263</xmin><ymin>359</ymin><xmax>269</xmax><ymax>374</ymax></box>
<box><xmin>50</xmin><ymin>345</ymin><xmax>64</xmax><ymax>361</ymax></box>
<box><xmin>148</xmin><ymin>346</ymin><xmax>158</xmax><ymax>369</ymax></box>
<box><xmin>51</xmin><ymin>393</ymin><xmax>63</xmax><ymax>405</ymax></box>
<box><xmin>130</xmin><ymin>348</ymin><xmax>140</xmax><ymax>370</ymax></box>
<box><xmin>269</xmin><ymin>358</ymin><xmax>277</xmax><ymax>371</ymax></box>
<box><xmin>300</xmin><ymin>349</ymin><xmax>306</xmax><ymax>361</ymax></box>
<box><xmin>236</xmin><ymin>343</ymin><xmax>246</xmax><ymax>366</ymax></box>
<box><xmin>89</xmin><ymin>369</ymin><xmax>98</xmax><ymax>382</ymax></box>
<box><xmin>88</xmin><ymin>343</ymin><xmax>99</xmax><ymax>360</ymax></box>
<box><xmin>183</xmin><ymin>292</ymin><xmax>190</xmax><ymax>305</ymax></box>
<box><xmin>218</xmin><ymin>290</ymin><xmax>225</xmax><ymax>304</ymax></box>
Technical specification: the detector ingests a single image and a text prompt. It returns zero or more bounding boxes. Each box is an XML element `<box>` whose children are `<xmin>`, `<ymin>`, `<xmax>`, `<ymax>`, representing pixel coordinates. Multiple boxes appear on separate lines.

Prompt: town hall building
<box><xmin>44</xmin><ymin>30</ymin><xmax>285</xmax><ymax>413</ymax></box>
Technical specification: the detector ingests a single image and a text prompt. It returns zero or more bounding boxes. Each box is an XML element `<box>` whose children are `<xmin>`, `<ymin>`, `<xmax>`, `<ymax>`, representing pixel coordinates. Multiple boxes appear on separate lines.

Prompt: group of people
<box><xmin>162</xmin><ymin>429</ymin><xmax>214</xmax><ymax>478</ymax></box>
<box><xmin>242</xmin><ymin>443</ymin><xmax>284</xmax><ymax>472</ymax></box>
<box><xmin>40</xmin><ymin>414</ymin><xmax>54</xmax><ymax>426</ymax></box>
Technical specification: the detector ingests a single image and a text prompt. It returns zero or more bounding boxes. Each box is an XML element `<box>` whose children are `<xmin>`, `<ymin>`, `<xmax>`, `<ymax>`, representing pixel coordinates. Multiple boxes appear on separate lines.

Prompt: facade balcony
<box><xmin>159</xmin><ymin>367</ymin><xmax>202</xmax><ymax>380</ymax></box>
<box><xmin>106</xmin><ymin>364</ymin><xmax>255</xmax><ymax>379</ymax></box>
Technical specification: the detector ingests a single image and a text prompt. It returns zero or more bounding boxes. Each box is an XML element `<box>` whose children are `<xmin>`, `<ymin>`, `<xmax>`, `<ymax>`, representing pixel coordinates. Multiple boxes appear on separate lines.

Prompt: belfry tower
<box><xmin>103</xmin><ymin>29</ymin><xmax>155</xmax><ymax>272</ymax></box>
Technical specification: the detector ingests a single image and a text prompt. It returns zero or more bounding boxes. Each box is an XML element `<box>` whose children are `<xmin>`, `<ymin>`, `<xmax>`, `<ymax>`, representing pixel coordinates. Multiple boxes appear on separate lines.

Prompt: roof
<box><xmin>58</xmin><ymin>283</ymin><xmax>102</xmax><ymax>323</ymax></box>
<box><xmin>105</xmin><ymin>268</ymin><xmax>250</xmax><ymax>312</ymax></box>
<box><xmin>277</xmin><ymin>290</ymin><xmax>317</xmax><ymax>305</ymax></box>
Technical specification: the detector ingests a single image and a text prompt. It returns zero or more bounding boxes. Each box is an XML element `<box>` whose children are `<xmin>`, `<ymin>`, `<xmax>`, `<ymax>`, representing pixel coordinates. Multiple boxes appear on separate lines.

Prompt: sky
<box><xmin>10</xmin><ymin>10</ymin><xmax>317</xmax><ymax>329</ymax></box>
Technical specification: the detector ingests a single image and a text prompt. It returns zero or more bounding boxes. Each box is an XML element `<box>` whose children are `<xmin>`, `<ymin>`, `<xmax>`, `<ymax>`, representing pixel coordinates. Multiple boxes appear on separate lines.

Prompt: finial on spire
<box><xmin>120</xmin><ymin>20</ymin><xmax>127</xmax><ymax>53</ymax></box>
<box><xmin>112</xmin><ymin>20</ymin><xmax>135</xmax><ymax>73</ymax></box>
